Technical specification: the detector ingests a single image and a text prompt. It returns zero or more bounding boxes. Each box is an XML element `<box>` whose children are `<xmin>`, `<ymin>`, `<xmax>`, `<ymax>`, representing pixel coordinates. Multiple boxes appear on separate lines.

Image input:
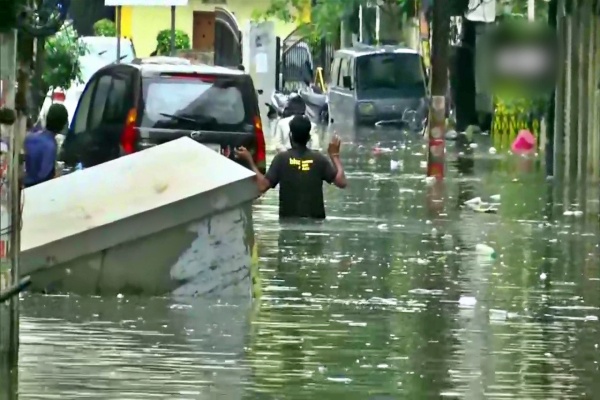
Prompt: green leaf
<box><xmin>93</xmin><ymin>19</ymin><xmax>117</xmax><ymax>37</ymax></box>
<box><xmin>43</xmin><ymin>24</ymin><xmax>88</xmax><ymax>90</ymax></box>
<box><xmin>155</xmin><ymin>29</ymin><xmax>191</xmax><ymax>55</ymax></box>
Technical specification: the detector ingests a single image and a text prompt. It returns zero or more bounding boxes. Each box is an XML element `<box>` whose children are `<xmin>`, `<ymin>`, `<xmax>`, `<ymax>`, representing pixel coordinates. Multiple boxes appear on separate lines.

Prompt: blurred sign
<box><xmin>487</xmin><ymin>21</ymin><xmax>557</xmax><ymax>93</ymax></box>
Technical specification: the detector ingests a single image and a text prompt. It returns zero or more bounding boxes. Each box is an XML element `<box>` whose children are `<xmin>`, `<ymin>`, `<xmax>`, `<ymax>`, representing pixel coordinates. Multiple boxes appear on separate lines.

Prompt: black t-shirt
<box><xmin>265</xmin><ymin>148</ymin><xmax>337</xmax><ymax>219</ymax></box>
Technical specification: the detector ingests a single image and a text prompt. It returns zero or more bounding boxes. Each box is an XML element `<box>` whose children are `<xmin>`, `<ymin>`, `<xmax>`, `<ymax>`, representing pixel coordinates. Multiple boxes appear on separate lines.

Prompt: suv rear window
<box><xmin>141</xmin><ymin>74</ymin><xmax>252</xmax><ymax>130</ymax></box>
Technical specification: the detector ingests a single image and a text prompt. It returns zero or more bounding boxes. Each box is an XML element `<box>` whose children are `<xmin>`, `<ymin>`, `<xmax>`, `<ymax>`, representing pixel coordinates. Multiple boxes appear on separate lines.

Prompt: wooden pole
<box><xmin>426</xmin><ymin>0</ymin><xmax>450</xmax><ymax>179</ymax></box>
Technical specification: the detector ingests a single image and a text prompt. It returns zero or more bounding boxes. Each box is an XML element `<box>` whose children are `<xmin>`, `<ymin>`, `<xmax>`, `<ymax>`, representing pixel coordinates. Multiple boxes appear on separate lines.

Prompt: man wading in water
<box><xmin>236</xmin><ymin>115</ymin><xmax>347</xmax><ymax>219</ymax></box>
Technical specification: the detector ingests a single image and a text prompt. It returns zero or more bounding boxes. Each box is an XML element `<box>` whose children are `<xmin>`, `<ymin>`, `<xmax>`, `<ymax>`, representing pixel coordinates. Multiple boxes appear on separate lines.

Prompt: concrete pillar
<box><xmin>553</xmin><ymin>0</ymin><xmax>566</xmax><ymax>179</ymax></box>
<box><xmin>591</xmin><ymin>14</ymin><xmax>600</xmax><ymax>180</ymax></box>
<box><xmin>577</xmin><ymin>0</ymin><xmax>590</xmax><ymax>181</ymax></box>
<box><xmin>563</xmin><ymin>4</ymin><xmax>574</xmax><ymax>180</ymax></box>
<box><xmin>565</xmin><ymin>1</ymin><xmax>582</xmax><ymax>181</ymax></box>
<box><xmin>587</xmin><ymin>10</ymin><xmax>598</xmax><ymax>179</ymax></box>
<box><xmin>0</xmin><ymin>30</ymin><xmax>18</xmax><ymax>361</ymax></box>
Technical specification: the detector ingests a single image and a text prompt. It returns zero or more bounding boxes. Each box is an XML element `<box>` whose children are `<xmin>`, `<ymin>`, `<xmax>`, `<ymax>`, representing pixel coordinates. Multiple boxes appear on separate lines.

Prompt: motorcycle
<box><xmin>266</xmin><ymin>91</ymin><xmax>290</xmax><ymax>121</ymax></box>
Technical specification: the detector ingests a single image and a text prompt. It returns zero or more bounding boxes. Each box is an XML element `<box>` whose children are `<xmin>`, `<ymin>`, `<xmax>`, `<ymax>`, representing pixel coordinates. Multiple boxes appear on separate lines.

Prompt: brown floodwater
<box><xmin>2</xmin><ymin>130</ymin><xmax>600</xmax><ymax>399</ymax></box>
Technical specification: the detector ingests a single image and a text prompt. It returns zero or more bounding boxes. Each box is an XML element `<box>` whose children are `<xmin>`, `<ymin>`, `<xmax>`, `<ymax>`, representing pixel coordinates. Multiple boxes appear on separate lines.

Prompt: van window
<box><xmin>141</xmin><ymin>74</ymin><xmax>251</xmax><ymax>130</ymax></box>
<box><xmin>338</xmin><ymin>57</ymin><xmax>349</xmax><ymax>87</ymax></box>
<box><xmin>72</xmin><ymin>78</ymin><xmax>97</xmax><ymax>134</ymax></box>
<box><xmin>356</xmin><ymin>53</ymin><xmax>426</xmax><ymax>96</ymax></box>
<box><xmin>103</xmin><ymin>76</ymin><xmax>128</xmax><ymax>124</ymax></box>
<box><xmin>330</xmin><ymin>56</ymin><xmax>341</xmax><ymax>87</ymax></box>
<box><xmin>88</xmin><ymin>75</ymin><xmax>112</xmax><ymax>130</ymax></box>
<box><xmin>349</xmin><ymin>57</ymin><xmax>355</xmax><ymax>88</ymax></box>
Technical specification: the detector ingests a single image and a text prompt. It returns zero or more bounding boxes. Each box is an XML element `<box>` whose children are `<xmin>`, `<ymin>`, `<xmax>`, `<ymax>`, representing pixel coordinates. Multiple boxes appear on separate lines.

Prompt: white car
<box><xmin>37</xmin><ymin>36</ymin><xmax>136</xmax><ymax>127</ymax></box>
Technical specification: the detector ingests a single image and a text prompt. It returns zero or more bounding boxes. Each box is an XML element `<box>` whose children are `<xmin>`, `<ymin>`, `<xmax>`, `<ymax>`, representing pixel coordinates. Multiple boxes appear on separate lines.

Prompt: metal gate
<box><xmin>277</xmin><ymin>28</ymin><xmax>336</xmax><ymax>92</ymax></box>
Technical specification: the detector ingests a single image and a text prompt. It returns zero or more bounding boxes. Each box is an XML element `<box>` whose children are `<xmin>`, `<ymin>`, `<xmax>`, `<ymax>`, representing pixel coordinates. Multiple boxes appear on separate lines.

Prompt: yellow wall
<box><xmin>125</xmin><ymin>0</ymin><xmax>296</xmax><ymax>57</ymax></box>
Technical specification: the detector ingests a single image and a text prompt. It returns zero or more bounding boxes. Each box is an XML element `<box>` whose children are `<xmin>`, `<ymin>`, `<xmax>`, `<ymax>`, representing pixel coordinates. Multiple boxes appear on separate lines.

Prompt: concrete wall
<box><xmin>122</xmin><ymin>0</ymin><xmax>296</xmax><ymax>57</ymax></box>
<box><xmin>28</xmin><ymin>204</ymin><xmax>256</xmax><ymax>297</ymax></box>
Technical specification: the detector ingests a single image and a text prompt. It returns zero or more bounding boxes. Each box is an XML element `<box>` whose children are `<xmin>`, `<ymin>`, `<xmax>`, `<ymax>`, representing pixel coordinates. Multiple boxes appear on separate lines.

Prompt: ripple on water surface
<box><xmin>11</xmin><ymin>134</ymin><xmax>600</xmax><ymax>399</ymax></box>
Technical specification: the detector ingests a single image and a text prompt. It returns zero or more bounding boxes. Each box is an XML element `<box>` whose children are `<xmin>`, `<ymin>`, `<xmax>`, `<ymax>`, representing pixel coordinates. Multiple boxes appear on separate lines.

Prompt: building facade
<box><xmin>119</xmin><ymin>0</ymin><xmax>296</xmax><ymax>60</ymax></box>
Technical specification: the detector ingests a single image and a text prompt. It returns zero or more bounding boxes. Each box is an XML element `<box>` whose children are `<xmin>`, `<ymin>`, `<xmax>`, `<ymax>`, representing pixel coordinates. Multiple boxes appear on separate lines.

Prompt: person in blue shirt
<box><xmin>23</xmin><ymin>103</ymin><xmax>68</xmax><ymax>188</ymax></box>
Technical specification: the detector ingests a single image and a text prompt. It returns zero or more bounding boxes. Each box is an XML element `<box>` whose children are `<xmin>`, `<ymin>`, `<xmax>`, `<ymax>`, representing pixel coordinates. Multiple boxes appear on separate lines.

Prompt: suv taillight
<box><xmin>253</xmin><ymin>116</ymin><xmax>266</xmax><ymax>172</ymax></box>
<box><xmin>52</xmin><ymin>89</ymin><xmax>65</xmax><ymax>102</ymax></box>
<box><xmin>121</xmin><ymin>108</ymin><xmax>138</xmax><ymax>154</ymax></box>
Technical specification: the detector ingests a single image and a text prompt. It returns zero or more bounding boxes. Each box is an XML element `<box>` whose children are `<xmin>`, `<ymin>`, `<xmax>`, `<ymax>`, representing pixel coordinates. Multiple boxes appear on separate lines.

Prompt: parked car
<box><xmin>328</xmin><ymin>45</ymin><xmax>429</xmax><ymax>127</ymax></box>
<box><xmin>37</xmin><ymin>36</ymin><xmax>136</xmax><ymax>127</ymax></box>
<box><xmin>59</xmin><ymin>56</ymin><xmax>267</xmax><ymax>173</ymax></box>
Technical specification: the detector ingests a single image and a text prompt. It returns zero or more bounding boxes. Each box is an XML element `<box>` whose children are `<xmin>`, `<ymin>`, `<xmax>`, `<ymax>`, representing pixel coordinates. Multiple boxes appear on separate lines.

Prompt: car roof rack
<box><xmin>131</xmin><ymin>56</ymin><xmax>192</xmax><ymax>66</ymax></box>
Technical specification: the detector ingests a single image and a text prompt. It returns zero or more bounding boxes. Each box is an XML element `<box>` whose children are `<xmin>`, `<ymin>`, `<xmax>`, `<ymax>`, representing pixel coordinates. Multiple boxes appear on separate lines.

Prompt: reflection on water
<box><xmin>5</xmin><ymin>131</ymin><xmax>600</xmax><ymax>399</ymax></box>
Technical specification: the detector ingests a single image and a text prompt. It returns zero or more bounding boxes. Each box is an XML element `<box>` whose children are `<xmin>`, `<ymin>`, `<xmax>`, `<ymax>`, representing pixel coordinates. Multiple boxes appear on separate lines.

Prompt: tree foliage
<box><xmin>256</xmin><ymin>0</ymin><xmax>417</xmax><ymax>40</ymax></box>
<box><xmin>43</xmin><ymin>24</ymin><xmax>88</xmax><ymax>90</ymax></box>
<box><xmin>93</xmin><ymin>18</ymin><xmax>116</xmax><ymax>36</ymax></box>
<box><xmin>155</xmin><ymin>29</ymin><xmax>191</xmax><ymax>55</ymax></box>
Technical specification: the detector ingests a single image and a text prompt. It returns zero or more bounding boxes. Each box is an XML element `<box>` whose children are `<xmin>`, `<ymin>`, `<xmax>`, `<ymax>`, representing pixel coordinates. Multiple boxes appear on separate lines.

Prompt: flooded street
<box><xmin>4</xmin><ymin>132</ymin><xmax>600</xmax><ymax>399</ymax></box>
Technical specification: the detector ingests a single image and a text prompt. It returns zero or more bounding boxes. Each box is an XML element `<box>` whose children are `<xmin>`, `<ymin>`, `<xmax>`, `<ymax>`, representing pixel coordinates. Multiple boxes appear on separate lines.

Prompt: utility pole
<box><xmin>359</xmin><ymin>5</ymin><xmax>364</xmax><ymax>43</ymax></box>
<box><xmin>426</xmin><ymin>0</ymin><xmax>450</xmax><ymax>178</ymax></box>
<box><xmin>528</xmin><ymin>0</ymin><xmax>535</xmax><ymax>21</ymax></box>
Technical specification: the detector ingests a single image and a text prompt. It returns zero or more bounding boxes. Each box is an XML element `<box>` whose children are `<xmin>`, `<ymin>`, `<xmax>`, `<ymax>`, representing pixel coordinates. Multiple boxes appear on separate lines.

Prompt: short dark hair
<box><xmin>283</xmin><ymin>95</ymin><xmax>306</xmax><ymax>117</ymax></box>
<box><xmin>289</xmin><ymin>115</ymin><xmax>311</xmax><ymax>146</ymax></box>
<box><xmin>46</xmin><ymin>103</ymin><xmax>68</xmax><ymax>133</ymax></box>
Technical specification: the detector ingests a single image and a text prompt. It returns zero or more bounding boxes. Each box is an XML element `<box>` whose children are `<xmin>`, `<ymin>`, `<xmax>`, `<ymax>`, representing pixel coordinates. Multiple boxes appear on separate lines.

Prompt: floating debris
<box><xmin>563</xmin><ymin>210</ymin><xmax>584</xmax><ymax>217</ymax></box>
<box><xmin>475</xmin><ymin>243</ymin><xmax>496</xmax><ymax>258</ymax></box>
<box><xmin>390</xmin><ymin>160</ymin><xmax>402</xmax><ymax>171</ymax></box>
<box><xmin>463</xmin><ymin>196</ymin><xmax>499</xmax><ymax>213</ymax></box>
<box><xmin>459</xmin><ymin>296</ymin><xmax>477</xmax><ymax>308</ymax></box>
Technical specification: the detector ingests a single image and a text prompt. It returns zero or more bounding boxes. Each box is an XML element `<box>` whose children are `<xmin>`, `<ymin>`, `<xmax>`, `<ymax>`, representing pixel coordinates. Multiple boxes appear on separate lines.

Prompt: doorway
<box><xmin>193</xmin><ymin>11</ymin><xmax>215</xmax><ymax>51</ymax></box>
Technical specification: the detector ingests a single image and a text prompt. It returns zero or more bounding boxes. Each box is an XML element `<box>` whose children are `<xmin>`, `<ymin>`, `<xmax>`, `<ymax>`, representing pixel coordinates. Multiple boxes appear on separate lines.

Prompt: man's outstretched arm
<box><xmin>329</xmin><ymin>154</ymin><xmax>347</xmax><ymax>188</ymax></box>
<box><xmin>325</xmin><ymin>135</ymin><xmax>347</xmax><ymax>188</ymax></box>
<box><xmin>248</xmin><ymin>158</ymin><xmax>272</xmax><ymax>193</ymax></box>
<box><xmin>236</xmin><ymin>147</ymin><xmax>278</xmax><ymax>193</ymax></box>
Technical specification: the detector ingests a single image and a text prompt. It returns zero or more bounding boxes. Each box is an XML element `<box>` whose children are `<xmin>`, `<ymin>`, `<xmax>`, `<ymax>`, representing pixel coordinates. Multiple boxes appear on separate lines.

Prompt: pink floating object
<box><xmin>511</xmin><ymin>129</ymin><xmax>536</xmax><ymax>154</ymax></box>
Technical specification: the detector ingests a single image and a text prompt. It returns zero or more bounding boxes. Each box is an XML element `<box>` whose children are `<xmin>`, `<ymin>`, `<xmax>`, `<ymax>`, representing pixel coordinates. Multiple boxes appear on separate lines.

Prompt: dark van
<box><xmin>60</xmin><ymin>57</ymin><xmax>267</xmax><ymax>172</ymax></box>
<box><xmin>328</xmin><ymin>46</ymin><xmax>429</xmax><ymax>126</ymax></box>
